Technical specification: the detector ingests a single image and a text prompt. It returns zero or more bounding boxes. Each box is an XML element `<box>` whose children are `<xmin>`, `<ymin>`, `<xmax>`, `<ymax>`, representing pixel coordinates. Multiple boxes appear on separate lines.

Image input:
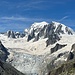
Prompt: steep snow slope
<box><xmin>31</xmin><ymin>21</ymin><xmax>48</xmax><ymax>30</ymax></box>
<box><xmin>52</xmin><ymin>21</ymin><xmax>74</xmax><ymax>35</ymax></box>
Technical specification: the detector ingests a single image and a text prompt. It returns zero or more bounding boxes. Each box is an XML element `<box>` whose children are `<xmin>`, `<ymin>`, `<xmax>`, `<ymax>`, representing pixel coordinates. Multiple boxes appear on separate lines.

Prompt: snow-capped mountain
<box><xmin>0</xmin><ymin>21</ymin><xmax>75</xmax><ymax>75</ymax></box>
<box><xmin>25</xmin><ymin>21</ymin><xmax>74</xmax><ymax>46</ymax></box>
<box><xmin>51</xmin><ymin>21</ymin><xmax>74</xmax><ymax>35</ymax></box>
<box><xmin>26</xmin><ymin>21</ymin><xmax>74</xmax><ymax>35</ymax></box>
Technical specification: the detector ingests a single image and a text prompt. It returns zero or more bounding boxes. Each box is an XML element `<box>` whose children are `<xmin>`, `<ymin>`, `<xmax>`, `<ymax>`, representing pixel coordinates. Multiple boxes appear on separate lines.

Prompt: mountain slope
<box><xmin>25</xmin><ymin>21</ymin><xmax>74</xmax><ymax>46</ymax></box>
<box><xmin>0</xmin><ymin>21</ymin><xmax>75</xmax><ymax>75</ymax></box>
<box><xmin>48</xmin><ymin>60</ymin><xmax>75</xmax><ymax>75</ymax></box>
<box><xmin>0</xmin><ymin>60</ymin><xmax>25</xmax><ymax>75</ymax></box>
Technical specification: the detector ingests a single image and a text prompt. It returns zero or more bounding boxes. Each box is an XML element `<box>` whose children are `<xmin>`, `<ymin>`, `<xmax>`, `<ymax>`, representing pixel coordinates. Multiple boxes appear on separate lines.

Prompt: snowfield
<box><xmin>0</xmin><ymin>34</ymin><xmax>75</xmax><ymax>75</ymax></box>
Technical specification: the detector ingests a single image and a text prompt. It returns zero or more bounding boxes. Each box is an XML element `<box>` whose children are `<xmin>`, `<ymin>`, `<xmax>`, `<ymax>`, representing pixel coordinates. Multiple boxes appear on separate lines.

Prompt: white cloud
<box><xmin>59</xmin><ymin>16</ymin><xmax>69</xmax><ymax>21</ymax></box>
<box><xmin>0</xmin><ymin>16</ymin><xmax>52</xmax><ymax>22</ymax></box>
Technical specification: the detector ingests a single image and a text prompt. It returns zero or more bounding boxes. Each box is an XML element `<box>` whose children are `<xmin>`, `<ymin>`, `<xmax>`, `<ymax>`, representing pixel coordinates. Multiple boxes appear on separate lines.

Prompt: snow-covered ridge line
<box><xmin>23</xmin><ymin>21</ymin><xmax>75</xmax><ymax>45</ymax></box>
<box><xmin>31</xmin><ymin>21</ymin><xmax>48</xmax><ymax>29</ymax></box>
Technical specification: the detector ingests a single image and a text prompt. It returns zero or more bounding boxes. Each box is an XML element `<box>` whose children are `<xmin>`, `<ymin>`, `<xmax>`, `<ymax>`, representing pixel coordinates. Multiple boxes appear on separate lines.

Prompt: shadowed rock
<box><xmin>46</xmin><ymin>34</ymin><xmax>60</xmax><ymax>47</ymax></box>
<box><xmin>48</xmin><ymin>60</ymin><xmax>75</xmax><ymax>75</ymax></box>
<box><xmin>27</xmin><ymin>29</ymin><xmax>35</xmax><ymax>41</ymax></box>
<box><xmin>7</xmin><ymin>30</ymin><xmax>15</xmax><ymax>38</ymax></box>
<box><xmin>34</xmin><ymin>33</ymin><xmax>39</xmax><ymax>42</ymax></box>
<box><xmin>71</xmin><ymin>43</ymin><xmax>75</xmax><ymax>51</ymax></box>
<box><xmin>0</xmin><ymin>60</ymin><xmax>25</xmax><ymax>75</ymax></box>
<box><xmin>55</xmin><ymin>24</ymin><xmax>64</xmax><ymax>35</ymax></box>
<box><xmin>67</xmin><ymin>43</ymin><xmax>75</xmax><ymax>61</ymax></box>
<box><xmin>51</xmin><ymin>43</ymin><xmax>67</xmax><ymax>53</ymax></box>
<box><xmin>0</xmin><ymin>41</ymin><xmax>9</xmax><ymax>61</ymax></box>
<box><xmin>65</xmin><ymin>27</ymin><xmax>73</xmax><ymax>35</ymax></box>
<box><xmin>67</xmin><ymin>52</ymin><xmax>74</xmax><ymax>60</ymax></box>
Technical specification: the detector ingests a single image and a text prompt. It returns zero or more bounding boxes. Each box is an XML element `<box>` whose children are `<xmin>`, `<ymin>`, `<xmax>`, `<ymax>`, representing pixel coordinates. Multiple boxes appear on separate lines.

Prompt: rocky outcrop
<box><xmin>46</xmin><ymin>34</ymin><xmax>60</xmax><ymax>47</ymax></box>
<box><xmin>65</xmin><ymin>27</ymin><xmax>73</xmax><ymax>35</ymax></box>
<box><xmin>48</xmin><ymin>60</ymin><xmax>75</xmax><ymax>75</ymax></box>
<box><xmin>50</xmin><ymin>43</ymin><xmax>67</xmax><ymax>53</ymax></box>
<box><xmin>27</xmin><ymin>29</ymin><xmax>35</xmax><ymax>41</ymax></box>
<box><xmin>33</xmin><ymin>33</ymin><xmax>39</xmax><ymax>42</ymax></box>
<box><xmin>67</xmin><ymin>43</ymin><xmax>75</xmax><ymax>61</ymax></box>
<box><xmin>0</xmin><ymin>60</ymin><xmax>25</xmax><ymax>75</ymax></box>
<box><xmin>7</xmin><ymin>30</ymin><xmax>25</xmax><ymax>38</ymax></box>
<box><xmin>15</xmin><ymin>32</ymin><xmax>20</xmax><ymax>38</ymax></box>
<box><xmin>7</xmin><ymin>30</ymin><xmax>15</xmax><ymax>38</ymax></box>
<box><xmin>55</xmin><ymin>24</ymin><xmax>64</xmax><ymax>35</ymax></box>
<box><xmin>0</xmin><ymin>41</ymin><xmax>9</xmax><ymax>61</ymax></box>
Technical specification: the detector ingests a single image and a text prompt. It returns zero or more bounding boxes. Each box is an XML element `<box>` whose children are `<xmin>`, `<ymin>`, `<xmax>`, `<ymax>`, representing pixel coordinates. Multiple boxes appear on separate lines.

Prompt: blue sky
<box><xmin>0</xmin><ymin>0</ymin><xmax>75</xmax><ymax>32</ymax></box>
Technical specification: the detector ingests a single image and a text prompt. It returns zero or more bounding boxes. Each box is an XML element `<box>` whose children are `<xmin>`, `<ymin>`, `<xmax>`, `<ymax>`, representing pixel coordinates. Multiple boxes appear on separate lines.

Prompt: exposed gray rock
<box><xmin>27</xmin><ymin>29</ymin><xmax>35</xmax><ymax>41</ymax></box>
<box><xmin>34</xmin><ymin>33</ymin><xmax>39</xmax><ymax>42</ymax></box>
<box><xmin>39</xmin><ymin>25</ymin><xmax>47</xmax><ymax>38</ymax></box>
<box><xmin>20</xmin><ymin>33</ymin><xmax>25</xmax><ymax>38</ymax></box>
<box><xmin>55</xmin><ymin>24</ymin><xmax>64</xmax><ymax>35</ymax></box>
<box><xmin>7</xmin><ymin>31</ymin><xmax>25</xmax><ymax>38</ymax></box>
<box><xmin>46</xmin><ymin>34</ymin><xmax>60</xmax><ymax>47</ymax></box>
<box><xmin>67</xmin><ymin>52</ymin><xmax>74</xmax><ymax>60</ymax></box>
<box><xmin>51</xmin><ymin>43</ymin><xmax>67</xmax><ymax>53</ymax></box>
<box><xmin>67</xmin><ymin>43</ymin><xmax>75</xmax><ymax>61</ymax></box>
<box><xmin>0</xmin><ymin>60</ymin><xmax>25</xmax><ymax>75</ymax></box>
<box><xmin>0</xmin><ymin>41</ymin><xmax>9</xmax><ymax>61</ymax></box>
<box><xmin>57</xmin><ymin>53</ymin><xmax>64</xmax><ymax>58</ymax></box>
<box><xmin>44</xmin><ymin>23</ymin><xmax>55</xmax><ymax>38</ymax></box>
<box><xmin>15</xmin><ymin>32</ymin><xmax>20</xmax><ymax>38</ymax></box>
<box><xmin>65</xmin><ymin>27</ymin><xmax>73</xmax><ymax>35</ymax></box>
<box><xmin>7</xmin><ymin>30</ymin><xmax>11</xmax><ymax>38</ymax></box>
<box><xmin>7</xmin><ymin>30</ymin><xmax>15</xmax><ymax>38</ymax></box>
<box><xmin>71</xmin><ymin>43</ymin><xmax>75</xmax><ymax>51</ymax></box>
<box><xmin>11</xmin><ymin>31</ymin><xmax>15</xmax><ymax>38</ymax></box>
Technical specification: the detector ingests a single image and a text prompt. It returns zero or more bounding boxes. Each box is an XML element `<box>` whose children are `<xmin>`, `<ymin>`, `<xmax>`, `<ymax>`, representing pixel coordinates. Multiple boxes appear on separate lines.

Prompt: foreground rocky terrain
<box><xmin>0</xmin><ymin>21</ymin><xmax>75</xmax><ymax>75</ymax></box>
<box><xmin>0</xmin><ymin>40</ymin><xmax>25</xmax><ymax>75</ymax></box>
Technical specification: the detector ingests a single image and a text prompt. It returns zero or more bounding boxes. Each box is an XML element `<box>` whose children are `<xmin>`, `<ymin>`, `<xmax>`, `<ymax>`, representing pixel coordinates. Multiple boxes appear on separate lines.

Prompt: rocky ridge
<box><xmin>26</xmin><ymin>21</ymin><xmax>74</xmax><ymax>46</ymax></box>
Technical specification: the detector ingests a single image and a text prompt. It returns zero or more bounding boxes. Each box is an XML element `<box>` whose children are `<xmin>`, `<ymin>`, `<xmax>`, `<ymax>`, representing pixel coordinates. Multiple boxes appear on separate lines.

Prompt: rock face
<box><xmin>7</xmin><ymin>30</ymin><xmax>15</xmax><ymax>38</ymax></box>
<box><xmin>46</xmin><ymin>34</ymin><xmax>60</xmax><ymax>47</ymax></box>
<box><xmin>15</xmin><ymin>32</ymin><xmax>20</xmax><ymax>38</ymax></box>
<box><xmin>65</xmin><ymin>27</ymin><xmax>73</xmax><ymax>35</ymax></box>
<box><xmin>67</xmin><ymin>43</ymin><xmax>75</xmax><ymax>61</ymax></box>
<box><xmin>7</xmin><ymin>30</ymin><xmax>25</xmax><ymax>38</ymax></box>
<box><xmin>0</xmin><ymin>60</ymin><xmax>25</xmax><ymax>75</ymax></box>
<box><xmin>27</xmin><ymin>29</ymin><xmax>35</xmax><ymax>41</ymax></box>
<box><xmin>48</xmin><ymin>60</ymin><xmax>75</xmax><ymax>75</ymax></box>
<box><xmin>0</xmin><ymin>41</ymin><xmax>9</xmax><ymax>61</ymax></box>
<box><xmin>51</xmin><ymin>43</ymin><xmax>67</xmax><ymax>53</ymax></box>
